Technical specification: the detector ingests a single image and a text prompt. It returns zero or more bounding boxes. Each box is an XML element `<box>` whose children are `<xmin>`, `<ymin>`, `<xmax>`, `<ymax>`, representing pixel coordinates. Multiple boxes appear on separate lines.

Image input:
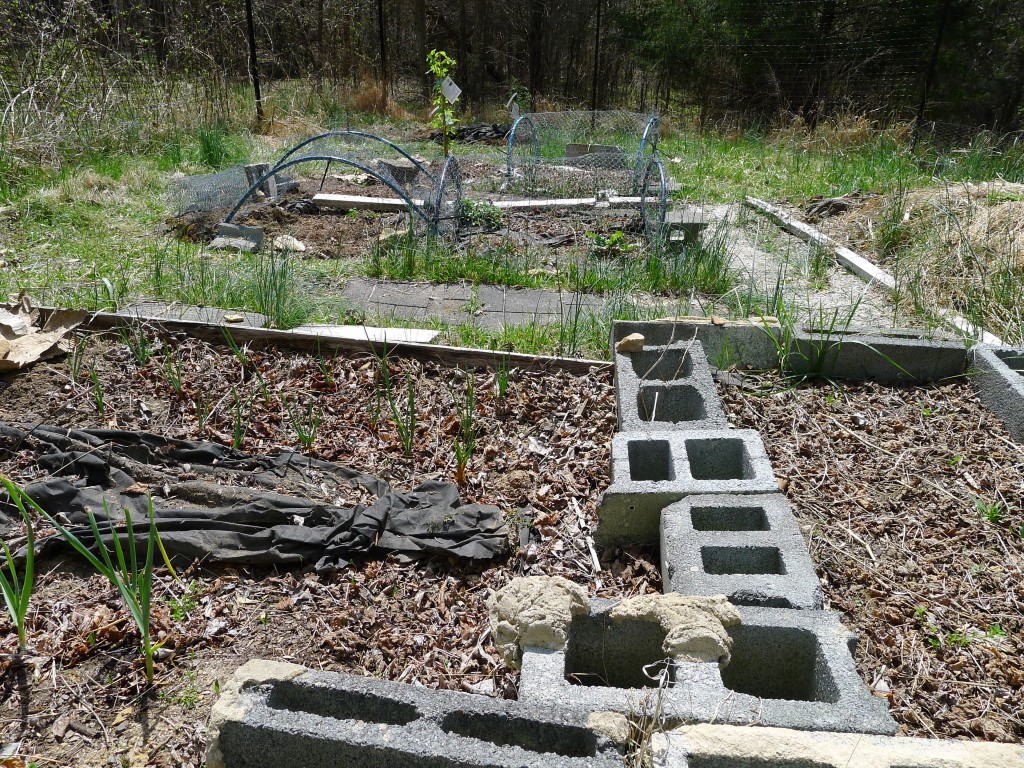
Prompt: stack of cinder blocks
<box><xmin>515</xmin><ymin>321</ymin><xmax>897</xmax><ymax>736</ymax></box>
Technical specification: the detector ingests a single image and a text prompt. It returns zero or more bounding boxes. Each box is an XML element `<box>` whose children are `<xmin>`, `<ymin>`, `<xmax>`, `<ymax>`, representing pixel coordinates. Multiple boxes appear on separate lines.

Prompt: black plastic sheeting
<box><xmin>0</xmin><ymin>423</ymin><xmax>509</xmax><ymax>571</ymax></box>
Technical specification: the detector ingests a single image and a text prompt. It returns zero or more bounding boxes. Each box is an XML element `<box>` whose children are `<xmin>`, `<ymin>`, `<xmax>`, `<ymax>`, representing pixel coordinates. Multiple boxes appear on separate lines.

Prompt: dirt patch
<box><xmin>0</xmin><ymin>331</ymin><xmax>663</xmax><ymax>767</ymax></box>
<box><xmin>719</xmin><ymin>373</ymin><xmax>1024</xmax><ymax>742</ymax></box>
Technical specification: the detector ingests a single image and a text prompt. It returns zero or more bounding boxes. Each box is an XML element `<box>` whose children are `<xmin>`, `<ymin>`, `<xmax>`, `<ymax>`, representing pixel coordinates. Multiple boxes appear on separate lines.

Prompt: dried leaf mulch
<box><xmin>719</xmin><ymin>372</ymin><xmax>1024</xmax><ymax>743</ymax></box>
<box><xmin>0</xmin><ymin>331</ymin><xmax>662</xmax><ymax>768</ymax></box>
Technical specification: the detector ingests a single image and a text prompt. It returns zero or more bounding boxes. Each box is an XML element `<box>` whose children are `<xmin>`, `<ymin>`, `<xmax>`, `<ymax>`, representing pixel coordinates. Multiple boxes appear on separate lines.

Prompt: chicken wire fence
<box><xmin>506</xmin><ymin>110</ymin><xmax>660</xmax><ymax>197</ymax></box>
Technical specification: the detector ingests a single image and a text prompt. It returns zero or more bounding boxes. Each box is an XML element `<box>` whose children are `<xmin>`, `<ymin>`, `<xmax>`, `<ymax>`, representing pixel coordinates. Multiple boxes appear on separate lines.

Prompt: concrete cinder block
<box><xmin>519</xmin><ymin>602</ymin><xmax>896</xmax><ymax>736</ymax></box>
<box><xmin>614</xmin><ymin>340</ymin><xmax>728</xmax><ymax>432</ymax></box>
<box><xmin>206</xmin><ymin>660</ymin><xmax>623</xmax><ymax>768</ymax></box>
<box><xmin>660</xmin><ymin>494</ymin><xmax>823</xmax><ymax>609</ymax></box>
<box><xmin>788</xmin><ymin>327</ymin><xmax>968</xmax><ymax>383</ymax></box>
<box><xmin>612</xmin><ymin>318</ymin><xmax>783</xmax><ymax>371</ymax></box>
<box><xmin>596</xmin><ymin>430</ymin><xmax>778</xmax><ymax>546</ymax></box>
<box><xmin>659</xmin><ymin>723</ymin><xmax>1024</xmax><ymax>768</ymax></box>
<box><xmin>971</xmin><ymin>345</ymin><xmax>1024</xmax><ymax>443</ymax></box>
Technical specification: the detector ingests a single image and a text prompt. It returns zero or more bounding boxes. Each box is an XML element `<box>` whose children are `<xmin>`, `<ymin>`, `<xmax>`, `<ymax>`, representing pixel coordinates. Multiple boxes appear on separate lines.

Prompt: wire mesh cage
<box><xmin>506</xmin><ymin>110</ymin><xmax>659</xmax><ymax>197</ymax></box>
<box><xmin>639</xmin><ymin>156</ymin><xmax>668</xmax><ymax>249</ymax></box>
<box><xmin>430</xmin><ymin>156</ymin><xmax>463</xmax><ymax>239</ymax></box>
<box><xmin>272</xmin><ymin>130</ymin><xmax>439</xmax><ymax>203</ymax></box>
<box><xmin>169</xmin><ymin>165</ymin><xmax>253</xmax><ymax>215</ymax></box>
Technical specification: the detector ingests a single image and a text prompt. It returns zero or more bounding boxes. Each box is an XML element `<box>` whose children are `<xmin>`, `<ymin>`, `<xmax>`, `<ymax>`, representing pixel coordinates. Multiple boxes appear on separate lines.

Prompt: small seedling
<box><xmin>229</xmin><ymin>385</ymin><xmax>254</xmax><ymax>450</ymax></box>
<box><xmin>458</xmin><ymin>199</ymin><xmax>502</xmax><ymax>230</ymax></box>
<box><xmin>586</xmin><ymin>230</ymin><xmax>636</xmax><ymax>259</ymax></box>
<box><xmin>163</xmin><ymin>351</ymin><xmax>184</xmax><ymax>395</ymax></box>
<box><xmin>118</xmin><ymin>322</ymin><xmax>154</xmax><ymax>366</ymax></box>
<box><xmin>284</xmin><ymin>395</ymin><xmax>321</xmax><ymax>450</ymax></box>
<box><xmin>88</xmin><ymin>367</ymin><xmax>105</xmax><ymax>415</ymax></box>
<box><xmin>495</xmin><ymin>355</ymin><xmax>511</xmax><ymax>399</ymax></box>
<box><xmin>195</xmin><ymin>390</ymin><xmax>213</xmax><ymax>432</ymax></box>
<box><xmin>451</xmin><ymin>371</ymin><xmax>477</xmax><ymax>484</ymax></box>
<box><xmin>0</xmin><ymin>476</ymin><xmax>36</xmax><ymax>651</ymax></box>
<box><xmin>314</xmin><ymin>341</ymin><xmax>335</xmax><ymax>387</ymax></box>
<box><xmin>972</xmin><ymin>495</ymin><xmax>1005</xmax><ymax>525</ymax></box>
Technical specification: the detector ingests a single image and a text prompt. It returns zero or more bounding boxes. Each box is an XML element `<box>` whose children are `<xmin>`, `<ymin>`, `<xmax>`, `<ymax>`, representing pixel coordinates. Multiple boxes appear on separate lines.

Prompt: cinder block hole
<box><xmin>266</xmin><ymin>681</ymin><xmax>419</xmax><ymax>725</ymax></box>
<box><xmin>629</xmin><ymin>348</ymin><xmax>693</xmax><ymax>380</ymax></box>
<box><xmin>637</xmin><ymin>384</ymin><xmax>708</xmax><ymax>423</ymax></box>
<box><xmin>564</xmin><ymin>613</ymin><xmax>675</xmax><ymax>689</ymax></box>
<box><xmin>994</xmin><ymin>350</ymin><xmax>1024</xmax><ymax>374</ymax></box>
<box><xmin>628</xmin><ymin>439</ymin><xmax>675</xmax><ymax>481</ymax></box>
<box><xmin>440</xmin><ymin>712</ymin><xmax>598</xmax><ymax>758</ymax></box>
<box><xmin>685</xmin><ymin>437</ymin><xmax>752</xmax><ymax>480</ymax></box>
<box><xmin>690</xmin><ymin>505</ymin><xmax>769</xmax><ymax>531</ymax></box>
<box><xmin>721</xmin><ymin>626</ymin><xmax>839</xmax><ymax>703</ymax></box>
<box><xmin>701</xmin><ymin>546</ymin><xmax>785</xmax><ymax>575</ymax></box>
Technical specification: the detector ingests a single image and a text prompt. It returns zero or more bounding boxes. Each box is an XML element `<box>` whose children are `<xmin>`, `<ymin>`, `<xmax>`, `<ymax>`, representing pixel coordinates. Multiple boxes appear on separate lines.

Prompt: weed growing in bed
<box><xmin>88</xmin><ymin>367</ymin><xmax>106</xmax><ymax>414</ymax></box>
<box><xmin>285</xmin><ymin>395</ymin><xmax>321</xmax><ymax>451</ymax></box>
<box><xmin>451</xmin><ymin>371</ymin><xmax>477</xmax><ymax>485</ymax></box>
<box><xmin>118</xmin><ymin>322</ymin><xmax>154</xmax><ymax>365</ymax></box>
<box><xmin>162</xmin><ymin>349</ymin><xmax>184</xmax><ymax>394</ymax></box>
<box><xmin>972</xmin><ymin>495</ymin><xmax>1006</xmax><ymax>525</ymax></box>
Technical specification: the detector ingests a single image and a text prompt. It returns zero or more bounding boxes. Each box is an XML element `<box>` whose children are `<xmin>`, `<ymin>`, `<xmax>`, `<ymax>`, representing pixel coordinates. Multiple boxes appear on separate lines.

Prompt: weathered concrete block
<box><xmin>660</xmin><ymin>494</ymin><xmax>823</xmax><ymax>609</ymax></box>
<box><xmin>612</xmin><ymin>318</ymin><xmax>783</xmax><ymax>371</ymax></box>
<box><xmin>596</xmin><ymin>430</ymin><xmax>778</xmax><ymax>546</ymax></box>
<box><xmin>206</xmin><ymin>660</ymin><xmax>623</xmax><ymax>768</ymax></box>
<box><xmin>660</xmin><ymin>723</ymin><xmax>1024</xmax><ymax>768</ymax></box>
<box><xmin>971</xmin><ymin>345</ymin><xmax>1024</xmax><ymax>443</ymax></box>
<box><xmin>788</xmin><ymin>326</ymin><xmax>968</xmax><ymax>383</ymax></box>
<box><xmin>614</xmin><ymin>340</ymin><xmax>728</xmax><ymax>432</ymax></box>
<box><xmin>519</xmin><ymin>602</ymin><xmax>896</xmax><ymax>736</ymax></box>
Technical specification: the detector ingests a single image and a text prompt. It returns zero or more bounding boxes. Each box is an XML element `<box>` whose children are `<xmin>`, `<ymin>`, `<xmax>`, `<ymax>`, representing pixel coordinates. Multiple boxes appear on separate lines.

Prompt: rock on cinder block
<box><xmin>660</xmin><ymin>494</ymin><xmax>823</xmax><ymax>609</ymax></box>
<box><xmin>788</xmin><ymin>326</ymin><xmax>968</xmax><ymax>383</ymax></box>
<box><xmin>614</xmin><ymin>340</ymin><xmax>728</xmax><ymax>432</ymax></box>
<box><xmin>612</xmin><ymin>318</ymin><xmax>783</xmax><ymax>371</ymax></box>
<box><xmin>205</xmin><ymin>660</ymin><xmax>623</xmax><ymax>768</ymax></box>
<box><xmin>971</xmin><ymin>345</ymin><xmax>1024</xmax><ymax>443</ymax></box>
<box><xmin>596</xmin><ymin>430</ymin><xmax>778</xmax><ymax>546</ymax></box>
<box><xmin>519</xmin><ymin>603</ymin><xmax>896</xmax><ymax>736</ymax></box>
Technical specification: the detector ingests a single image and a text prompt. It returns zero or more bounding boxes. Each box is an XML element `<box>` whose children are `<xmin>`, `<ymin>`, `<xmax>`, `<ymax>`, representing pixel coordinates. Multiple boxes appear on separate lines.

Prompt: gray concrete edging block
<box><xmin>660</xmin><ymin>494</ymin><xmax>823</xmax><ymax>609</ymax></box>
<box><xmin>206</xmin><ymin>660</ymin><xmax>623</xmax><ymax>768</ymax></box>
<box><xmin>971</xmin><ymin>344</ymin><xmax>1024</xmax><ymax>443</ymax></box>
<box><xmin>788</xmin><ymin>327</ymin><xmax>968</xmax><ymax>383</ymax></box>
<box><xmin>659</xmin><ymin>722</ymin><xmax>1024</xmax><ymax>768</ymax></box>
<box><xmin>519</xmin><ymin>602</ymin><xmax>896</xmax><ymax>736</ymax></box>
<box><xmin>613</xmin><ymin>318</ymin><xmax>783</xmax><ymax>371</ymax></box>
<box><xmin>596</xmin><ymin>429</ymin><xmax>778</xmax><ymax>546</ymax></box>
<box><xmin>614</xmin><ymin>339</ymin><xmax>728</xmax><ymax>432</ymax></box>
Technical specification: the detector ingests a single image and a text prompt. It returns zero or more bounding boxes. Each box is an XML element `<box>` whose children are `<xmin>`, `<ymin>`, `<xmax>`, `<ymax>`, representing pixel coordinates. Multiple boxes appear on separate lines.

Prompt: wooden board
<box><xmin>312</xmin><ymin>194</ymin><xmax>424</xmax><ymax>212</ymax></box>
<box><xmin>48</xmin><ymin>309</ymin><xmax>610</xmax><ymax>375</ymax></box>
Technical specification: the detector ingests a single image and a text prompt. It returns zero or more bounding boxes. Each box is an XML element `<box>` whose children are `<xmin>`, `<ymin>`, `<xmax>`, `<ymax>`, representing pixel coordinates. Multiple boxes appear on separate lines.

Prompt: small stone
<box><xmin>272</xmin><ymin>235</ymin><xmax>306</xmax><ymax>252</ymax></box>
<box><xmin>615</xmin><ymin>333</ymin><xmax>645</xmax><ymax>353</ymax></box>
<box><xmin>587</xmin><ymin>712</ymin><xmax>630</xmax><ymax>745</ymax></box>
<box><xmin>223</xmin><ymin>314</ymin><xmax>244</xmax><ymax>324</ymax></box>
<box><xmin>710</xmin><ymin>315</ymin><xmax>727</xmax><ymax>326</ymax></box>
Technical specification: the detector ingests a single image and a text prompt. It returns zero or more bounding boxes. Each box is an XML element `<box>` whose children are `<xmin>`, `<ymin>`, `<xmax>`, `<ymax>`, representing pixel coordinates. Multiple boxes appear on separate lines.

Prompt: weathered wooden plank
<box><xmin>491</xmin><ymin>198</ymin><xmax>597</xmax><ymax>212</ymax></box>
<box><xmin>50</xmin><ymin>309</ymin><xmax>610</xmax><ymax>374</ymax></box>
<box><xmin>312</xmin><ymin>194</ymin><xmax>425</xmax><ymax>211</ymax></box>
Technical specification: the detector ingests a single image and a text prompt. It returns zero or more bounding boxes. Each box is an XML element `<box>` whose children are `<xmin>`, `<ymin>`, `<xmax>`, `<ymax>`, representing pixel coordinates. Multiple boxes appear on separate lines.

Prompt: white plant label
<box><xmin>441</xmin><ymin>76</ymin><xmax>462</xmax><ymax>104</ymax></box>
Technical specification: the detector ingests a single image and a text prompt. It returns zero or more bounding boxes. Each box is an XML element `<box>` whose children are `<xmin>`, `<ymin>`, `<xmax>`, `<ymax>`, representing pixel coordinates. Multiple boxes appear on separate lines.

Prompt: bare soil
<box><xmin>2</xmin><ymin>334</ymin><xmax>1022</xmax><ymax>767</ymax></box>
<box><xmin>719</xmin><ymin>372</ymin><xmax>1024</xmax><ymax>742</ymax></box>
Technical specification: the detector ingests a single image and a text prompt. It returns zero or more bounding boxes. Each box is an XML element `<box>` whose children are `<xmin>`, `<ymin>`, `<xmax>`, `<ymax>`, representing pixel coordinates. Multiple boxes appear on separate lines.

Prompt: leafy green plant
<box><xmin>168</xmin><ymin>580</ymin><xmax>201</xmax><ymax>622</ymax></box>
<box><xmin>586</xmin><ymin>230</ymin><xmax>636</xmax><ymax>259</ymax></box>
<box><xmin>972</xmin><ymin>495</ymin><xmax>1005</xmax><ymax>525</ymax></box>
<box><xmin>451</xmin><ymin>371</ymin><xmax>477</xmax><ymax>484</ymax></box>
<box><xmin>5</xmin><ymin>482</ymin><xmax>172</xmax><ymax>684</ymax></box>
<box><xmin>0</xmin><ymin>477</ymin><xmax>36</xmax><ymax>651</ymax></box>
<box><xmin>458</xmin><ymin>199</ymin><xmax>502</xmax><ymax>230</ymax></box>
<box><xmin>427</xmin><ymin>49</ymin><xmax>459</xmax><ymax>157</ymax></box>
